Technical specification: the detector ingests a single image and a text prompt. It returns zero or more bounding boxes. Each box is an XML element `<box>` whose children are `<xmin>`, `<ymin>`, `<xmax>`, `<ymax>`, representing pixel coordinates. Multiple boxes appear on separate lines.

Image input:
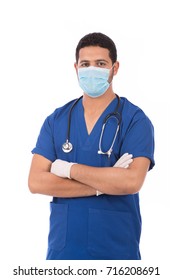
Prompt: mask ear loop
<box><xmin>108</xmin><ymin>63</ymin><xmax>115</xmax><ymax>84</ymax></box>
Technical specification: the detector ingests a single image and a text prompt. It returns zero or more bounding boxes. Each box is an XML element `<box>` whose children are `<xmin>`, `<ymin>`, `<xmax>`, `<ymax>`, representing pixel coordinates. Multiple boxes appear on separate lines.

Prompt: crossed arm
<box><xmin>28</xmin><ymin>154</ymin><xmax>150</xmax><ymax>197</ymax></box>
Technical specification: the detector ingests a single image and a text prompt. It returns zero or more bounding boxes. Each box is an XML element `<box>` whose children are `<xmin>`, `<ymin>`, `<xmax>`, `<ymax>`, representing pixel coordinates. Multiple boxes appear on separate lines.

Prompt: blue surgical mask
<box><xmin>78</xmin><ymin>66</ymin><xmax>112</xmax><ymax>98</ymax></box>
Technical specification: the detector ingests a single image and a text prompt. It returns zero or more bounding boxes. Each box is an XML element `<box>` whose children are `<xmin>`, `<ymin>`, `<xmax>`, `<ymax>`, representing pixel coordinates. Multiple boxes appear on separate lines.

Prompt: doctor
<box><xmin>28</xmin><ymin>32</ymin><xmax>155</xmax><ymax>260</ymax></box>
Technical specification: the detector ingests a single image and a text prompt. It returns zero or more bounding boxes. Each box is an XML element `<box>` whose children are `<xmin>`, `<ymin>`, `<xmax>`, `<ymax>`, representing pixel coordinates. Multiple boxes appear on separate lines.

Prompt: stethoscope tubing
<box><xmin>62</xmin><ymin>94</ymin><xmax>121</xmax><ymax>155</ymax></box>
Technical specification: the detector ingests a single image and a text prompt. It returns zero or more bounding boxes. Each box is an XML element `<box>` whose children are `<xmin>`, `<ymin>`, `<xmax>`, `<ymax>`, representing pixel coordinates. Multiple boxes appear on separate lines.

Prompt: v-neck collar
<box><xmin>76</xmin><ymin>97</ymin><xmax>119</xmax><ymax>149</ymax></box>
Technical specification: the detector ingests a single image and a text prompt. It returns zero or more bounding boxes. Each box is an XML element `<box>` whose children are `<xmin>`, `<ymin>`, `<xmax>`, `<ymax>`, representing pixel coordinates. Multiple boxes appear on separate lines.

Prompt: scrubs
<box><xmin>32</xmin><ymin>96</ymin><xmax>155</xmax><ymax>260</ymax></box>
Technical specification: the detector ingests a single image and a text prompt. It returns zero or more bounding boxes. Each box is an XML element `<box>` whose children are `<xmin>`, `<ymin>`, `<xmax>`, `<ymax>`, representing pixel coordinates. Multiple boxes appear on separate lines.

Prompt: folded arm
<box><xmin>28</xmin><ymin>154</ymin><xmax>96</xmax><ymax>197</ymax></box>
<box><xmin>28</xmin><ymin>153</ymin><xmax>150</xmax><ymax>197</ymax></box>
<box><xmin>70</xmin><ymin>157</ymin><xmax>150</xmax><ymax>195</ymax></box>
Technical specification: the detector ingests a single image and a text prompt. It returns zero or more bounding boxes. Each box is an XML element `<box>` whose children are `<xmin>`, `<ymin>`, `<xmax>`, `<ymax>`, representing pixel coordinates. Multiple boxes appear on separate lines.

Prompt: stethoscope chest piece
<box><xmin>62</xmin><ymin>140</ymin><xmax>73</xmax><ymax>153</ymax></box>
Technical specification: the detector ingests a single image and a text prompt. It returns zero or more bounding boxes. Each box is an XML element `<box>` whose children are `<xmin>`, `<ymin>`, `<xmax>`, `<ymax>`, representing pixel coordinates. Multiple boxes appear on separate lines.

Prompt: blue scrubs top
<box><xmin>32</xmin><ymin>96</ymin><xmax>155</xmax><ymax>260</ymax></box>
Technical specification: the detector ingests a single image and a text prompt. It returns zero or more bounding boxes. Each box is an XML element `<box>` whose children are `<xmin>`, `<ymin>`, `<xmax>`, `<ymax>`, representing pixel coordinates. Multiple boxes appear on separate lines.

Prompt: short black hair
<box><xmin>75</xmin><ymin>32</ymin><xmax>117</xmax><ymax>64</ymax></box>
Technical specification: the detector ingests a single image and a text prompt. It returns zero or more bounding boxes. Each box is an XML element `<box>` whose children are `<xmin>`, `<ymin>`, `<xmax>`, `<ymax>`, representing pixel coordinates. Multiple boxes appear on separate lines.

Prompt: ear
<box><xmin>113</xmin><ymin>61</ymin><xmax>119</xmax><ymax>75</ymax></box>
<box><xmin>74</xmin><ymin>62</ymin><xmax>78</xmax><ymax>74</ymax></box>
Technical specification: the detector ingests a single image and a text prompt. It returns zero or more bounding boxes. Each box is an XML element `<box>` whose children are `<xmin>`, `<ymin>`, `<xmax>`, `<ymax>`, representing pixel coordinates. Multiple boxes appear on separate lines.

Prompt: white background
<box><xmin>0</xmin><ymin>0</ymin><xmax>172</xmax><ymax>278</ymax></box>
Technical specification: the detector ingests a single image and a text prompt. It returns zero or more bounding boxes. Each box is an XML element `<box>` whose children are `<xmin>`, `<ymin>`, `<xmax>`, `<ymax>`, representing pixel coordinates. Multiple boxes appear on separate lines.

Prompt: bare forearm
<box><xmin>28</xmin><ymin>171</ymin><xmax>96</xmax><ymax>197</ymax></box>
<box><xmin>70</xmin><ymin>164</ymin><xmax>132</xmax><ymax>195</ymax></box>
<box><xmin>70</xmin><ymin>158</ymin><xmax>149</xmax><ymax>195</ymax></box>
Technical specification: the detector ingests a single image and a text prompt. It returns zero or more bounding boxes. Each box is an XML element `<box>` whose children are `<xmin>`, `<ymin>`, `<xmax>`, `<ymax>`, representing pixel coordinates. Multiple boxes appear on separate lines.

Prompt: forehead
<box><xmin>78</xmin><ymin>46</ymin><xmax>111</xmax><ymax>62</ymax></box>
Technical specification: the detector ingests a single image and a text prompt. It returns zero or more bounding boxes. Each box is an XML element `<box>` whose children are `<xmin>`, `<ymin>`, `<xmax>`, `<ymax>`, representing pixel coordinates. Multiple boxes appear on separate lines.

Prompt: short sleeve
<box><xmin>31</xmin><ymin>115</ymin><xmax>57</xmax><ymax>162</ymax></box>
<box><xmin>120</xmin><ymin>115</ymin><xmax>155</xmax><ymax>170</ymax></box>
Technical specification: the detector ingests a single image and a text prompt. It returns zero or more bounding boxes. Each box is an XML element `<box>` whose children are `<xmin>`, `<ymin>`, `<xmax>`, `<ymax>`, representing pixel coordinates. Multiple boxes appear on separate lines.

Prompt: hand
<box><xmin>51</xmin><ymin>159</ymin><xmax>76</xmax><ymax>179</ymax></box>
<box><xmin>114</xmin><ymin>153</ymin><xmax>133</xmax><ymax>168</ymax></box>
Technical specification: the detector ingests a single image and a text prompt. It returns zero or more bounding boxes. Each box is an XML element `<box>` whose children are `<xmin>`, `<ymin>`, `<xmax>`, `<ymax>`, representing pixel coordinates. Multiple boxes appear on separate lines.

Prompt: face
<box><xmin>74</xmin><ymin>46</ymin><xmax>119</xmax><ymax>81</ymax></box>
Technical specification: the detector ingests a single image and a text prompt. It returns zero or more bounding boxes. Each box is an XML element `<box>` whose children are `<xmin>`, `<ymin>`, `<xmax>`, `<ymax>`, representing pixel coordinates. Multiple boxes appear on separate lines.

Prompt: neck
<box><xmin>82</xmin><ymin>90</ymin><xmax>116</xmax><ymax>113</ymax></box>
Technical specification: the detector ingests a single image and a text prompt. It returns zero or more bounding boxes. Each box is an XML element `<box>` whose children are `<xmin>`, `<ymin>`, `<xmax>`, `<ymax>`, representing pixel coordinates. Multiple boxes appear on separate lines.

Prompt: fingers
<box><xmin>114</xmin><ymin>153</ymin><xmax>133</xmax><ymax>168</ymax></box>
<box><xmin>123</xmin><ymin>158</ymin><xmax>133</xmax><ymax>168</ymax></box>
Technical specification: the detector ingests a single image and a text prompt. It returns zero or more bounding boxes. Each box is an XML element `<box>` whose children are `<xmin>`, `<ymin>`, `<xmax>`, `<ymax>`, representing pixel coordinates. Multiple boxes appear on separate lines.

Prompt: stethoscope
<box><xmin>62</xmin><ymin>94</ymin><xmax>121</xmax><ymax>158</ymax></box>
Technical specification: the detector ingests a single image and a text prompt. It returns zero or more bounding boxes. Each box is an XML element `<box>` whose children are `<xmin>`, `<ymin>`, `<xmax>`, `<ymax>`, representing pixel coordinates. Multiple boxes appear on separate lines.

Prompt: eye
<box><xmin>97</xmin><ymin>61</ymin><xmax>106</xmax><ymax>67</ymax></box>
<box><xmin>80</xmin><ymin>62</ymin><xmax>90</xmax><ymax>67</ymax></box>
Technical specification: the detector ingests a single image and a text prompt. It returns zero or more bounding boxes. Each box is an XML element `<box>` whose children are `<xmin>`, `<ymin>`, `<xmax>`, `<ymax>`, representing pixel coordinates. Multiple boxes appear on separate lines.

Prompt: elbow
<box><xmin>28</xmin><ymin>187</ymin><xmax>37</xmax><ymax>194</ymax></box>
<box><xmin>28</xmin><ymin>177</ymin><xmax>38</xmax><ymax>194</ymax></box>
<box><xmin>127</xmin><ymin>184</ymin><xmax>142</xmax><ymax>195</ymax></box>
<box><xmin>104</xmin><ymin>173</ymin><xmax>144</xmax><ymax>195</ymax></box>
<box><xmin>125</xmin><ymin>175</ymin><xmax>145</xmax><ymax>195</ymax></box>
<box><xmin>28</xmin><ymin>185</ymin><xmax>37</xmax><ymax>194</ymax></box>
<box><xmin>107</xmin><ymin>180</ymin><xmax>143</xmax><ymax>196</ymax></box>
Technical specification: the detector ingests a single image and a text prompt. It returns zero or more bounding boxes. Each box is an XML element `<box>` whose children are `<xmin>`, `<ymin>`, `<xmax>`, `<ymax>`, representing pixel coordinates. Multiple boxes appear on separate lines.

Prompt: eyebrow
<box><xmin>79</xmin><ymin>59</ymin><xmax>109</xmax><ymax>63</ymax></box>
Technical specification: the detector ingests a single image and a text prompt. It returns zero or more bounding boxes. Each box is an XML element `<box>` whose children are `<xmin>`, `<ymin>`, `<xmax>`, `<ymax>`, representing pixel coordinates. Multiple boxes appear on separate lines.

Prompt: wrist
<box><xmin>69</xmin><ymin>163</ymin><xmax>77</xmax><ymax>179</ymax></box>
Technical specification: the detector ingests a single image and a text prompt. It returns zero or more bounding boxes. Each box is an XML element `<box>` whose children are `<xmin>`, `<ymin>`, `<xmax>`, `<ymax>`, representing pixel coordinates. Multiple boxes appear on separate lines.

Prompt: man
<box><xmin>28</xmin><ymin>32</ymin><xmax>155</xmax><ymax>260</ymax></box>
